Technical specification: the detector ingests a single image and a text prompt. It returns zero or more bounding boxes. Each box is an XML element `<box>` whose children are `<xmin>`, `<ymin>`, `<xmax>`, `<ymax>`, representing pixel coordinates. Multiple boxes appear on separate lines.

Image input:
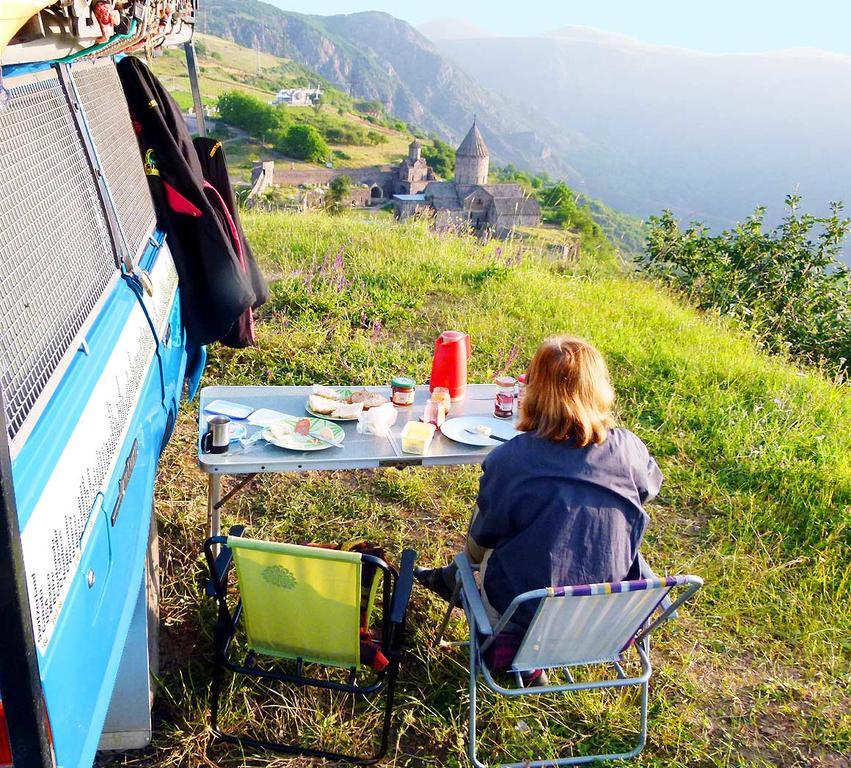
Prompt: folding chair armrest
<box><xmin>453</xmin><ymin>553</ymin><xmax>493</xmax><ymax>636</ymax></box>
<box><xmin>389</xmin><ymin>548</ymin><xmax>417</xmax><ymax>625</ymax></box>
<box><xmin>204</xmin><ymin>525</ymin><xmax>246</xmax><ymax>598</ymax></box>
<box><xmin>635</xmin><ymin>553</ymin><xmax>677</xmax><ymax>618</ymax></box>
<box><xmin>635</xmin><ymin>575</ymin><xmax>703</xmax><ymax>643</ymax></box>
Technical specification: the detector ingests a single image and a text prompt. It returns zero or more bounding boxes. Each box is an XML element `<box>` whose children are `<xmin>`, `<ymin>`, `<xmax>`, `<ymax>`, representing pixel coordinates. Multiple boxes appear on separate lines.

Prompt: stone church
<box><xmin>394</xmin><ymin>119</ymin><xmax>541</xmax><ymax>237</ymax></box>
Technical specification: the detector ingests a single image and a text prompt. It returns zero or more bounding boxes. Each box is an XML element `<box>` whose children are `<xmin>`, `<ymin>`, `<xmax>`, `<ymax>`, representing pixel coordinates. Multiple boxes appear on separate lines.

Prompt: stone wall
<box><xmin>273</xmin><ymin>164</ymin><xmax>398</xmax><ymax>197</ymax></box>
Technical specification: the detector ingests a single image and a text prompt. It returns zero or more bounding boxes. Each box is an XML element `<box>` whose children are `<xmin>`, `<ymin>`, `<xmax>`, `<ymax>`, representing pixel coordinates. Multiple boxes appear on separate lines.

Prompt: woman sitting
<box><xmin>415</xmin><ymin>336</ymin><xmax>662</xmax><ymax>676</ymax></box>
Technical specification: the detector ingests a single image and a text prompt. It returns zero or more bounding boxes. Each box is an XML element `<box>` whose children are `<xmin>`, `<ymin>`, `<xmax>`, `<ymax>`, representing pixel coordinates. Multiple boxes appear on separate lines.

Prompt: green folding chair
<box><xmin>203</xmin><ymin>525</ymin><xmax>416</xmax><ymax>764</ymax></box>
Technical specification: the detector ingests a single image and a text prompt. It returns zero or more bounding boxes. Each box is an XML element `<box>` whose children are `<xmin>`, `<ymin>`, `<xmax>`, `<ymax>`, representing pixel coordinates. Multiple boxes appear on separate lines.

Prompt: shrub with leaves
<box><xmin>216</xmin><ymin>91</ymin><xmax>283</xmax><ymax>138</ymax></box>
<box><xmin>422</xmin><ymin>138</ymin><xmax>456</xmax><ymax>179</ymax></box>
<box><xmin>643</xmin><ymin>195</ymin><xmax>851</xmax><ymax>375</ymax></box>
<box><xmin>276</xmin><ymin>124</ymin><xmax>329</xmax><ymax>164</ymax></box>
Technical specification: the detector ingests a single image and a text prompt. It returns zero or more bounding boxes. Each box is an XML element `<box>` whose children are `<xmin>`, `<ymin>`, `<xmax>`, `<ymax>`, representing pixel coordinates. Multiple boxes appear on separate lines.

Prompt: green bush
<box><xmin>326</xmin><ymin>174</ymin><xmax>352</xmax><ymax>213</ymax></box>
<box><xmin>422</xmin><ymin>138</ymin><xmax>455</xmax><ymax>179</ymax></box>
<box><xmin>276</xmin><ymin>124</ymin><xmax>329</xmax><ymax>163</ymax></box>
<box><xmin>217</xmin><ymin>91</ymin><xmax>283</xmax><ymax>137</ymax></box>
<box><xmin>354</xmin><ymin>99</ymin><xmax>383</xmax><ymax>114</ymax></box>
<box><xmin>643</xmin><ymin>196</ymin><xmax>851</xmax><ymax>375</ymax></box>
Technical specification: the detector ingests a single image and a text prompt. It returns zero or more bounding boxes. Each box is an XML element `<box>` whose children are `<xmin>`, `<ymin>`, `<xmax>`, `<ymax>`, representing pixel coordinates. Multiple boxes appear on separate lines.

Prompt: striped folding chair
<box><xmin>203</xmin><ymin>526</ymin><xmax>416</xmax><ymax>764</ymax></box>
<box><xmin>445</xmin><ymin>553</ymin><xmax>702</xmax><ymax>767</ymax></box>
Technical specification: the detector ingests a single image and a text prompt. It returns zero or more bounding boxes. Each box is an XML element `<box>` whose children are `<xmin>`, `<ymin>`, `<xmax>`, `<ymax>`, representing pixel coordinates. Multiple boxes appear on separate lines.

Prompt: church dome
<box><xmin>457</xmin><ymin>120</ymin><xmax>489</xmax><ymax>158</ymax></box>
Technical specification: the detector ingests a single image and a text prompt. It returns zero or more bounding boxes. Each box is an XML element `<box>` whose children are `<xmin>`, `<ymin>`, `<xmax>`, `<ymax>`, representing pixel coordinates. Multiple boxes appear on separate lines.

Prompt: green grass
<box><xmin>99</xmin><ymin>212</ymin><xmax>849</xmax><ymax>767</ymax></box>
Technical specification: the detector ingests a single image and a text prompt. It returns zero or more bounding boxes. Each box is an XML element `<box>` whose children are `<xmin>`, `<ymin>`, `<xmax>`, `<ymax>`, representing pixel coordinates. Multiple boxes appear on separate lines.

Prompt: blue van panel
<box><xmin>11</xmin><ymin>236</ymin><xmax>188</xmax><ymax>768</ymax></box>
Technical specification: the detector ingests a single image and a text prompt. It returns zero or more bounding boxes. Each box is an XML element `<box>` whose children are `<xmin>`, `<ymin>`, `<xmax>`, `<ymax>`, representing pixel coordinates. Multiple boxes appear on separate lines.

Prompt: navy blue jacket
<box><xmin>472</xmin><ymin>428</ymin><xmax>662</xmax><ymax>628</ymax></box>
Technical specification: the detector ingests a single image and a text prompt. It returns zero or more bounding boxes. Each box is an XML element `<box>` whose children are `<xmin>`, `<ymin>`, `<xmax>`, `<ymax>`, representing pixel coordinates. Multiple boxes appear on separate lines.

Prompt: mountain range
<box><xmin>201</xmin><ymin>1</ymin><xmax>851</xmax><ymax>260</ymax></box>
<box><xmin>429</xmin><ymin>23</ymin><xmax>851</xmax><ymax>239</ymax></box>
<box><xmin>199</xmin><ymin>0</ymin><xmax>571</xmax><ymax>177</ymax></box>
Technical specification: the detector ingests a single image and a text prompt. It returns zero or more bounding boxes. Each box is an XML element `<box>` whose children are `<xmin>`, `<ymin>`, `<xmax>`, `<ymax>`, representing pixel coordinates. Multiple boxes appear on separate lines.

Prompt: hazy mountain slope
<box><xmin>200</xmin><ymin>0</ymin><xmax>577</xmax><ymax>176</ymax></box>
<box><xmin>432</xmin><ymin>28</ymin><xmax>851</xmax><ymax>239</ymax></box>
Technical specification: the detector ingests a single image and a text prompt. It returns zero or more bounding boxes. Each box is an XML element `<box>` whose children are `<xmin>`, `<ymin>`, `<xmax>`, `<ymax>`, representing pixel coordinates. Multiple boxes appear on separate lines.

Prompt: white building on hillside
<box><xmin>272</xmin><ymin>87</ymin><xmax>323</xmax><ymax>107</ymax></box>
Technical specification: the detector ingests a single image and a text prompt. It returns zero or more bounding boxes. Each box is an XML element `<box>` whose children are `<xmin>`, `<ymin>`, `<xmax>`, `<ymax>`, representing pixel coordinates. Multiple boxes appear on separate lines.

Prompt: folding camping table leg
<box><xmin>207</xmin><ymin>474</ymin><xmax>222</xmax><ymax>540</ymax></box>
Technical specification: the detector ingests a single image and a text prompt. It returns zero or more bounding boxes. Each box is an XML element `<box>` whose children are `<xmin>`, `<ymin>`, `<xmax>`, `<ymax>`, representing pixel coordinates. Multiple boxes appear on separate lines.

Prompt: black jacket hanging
<box><xmin>117</xmin><ymin>56</ymin><xmax>263</xmax><ymax>348</ymax></box>
<box><xmin>194</xmin><ymin>136</ymin><xmax>268</xmax><ymax>347</ymax></box>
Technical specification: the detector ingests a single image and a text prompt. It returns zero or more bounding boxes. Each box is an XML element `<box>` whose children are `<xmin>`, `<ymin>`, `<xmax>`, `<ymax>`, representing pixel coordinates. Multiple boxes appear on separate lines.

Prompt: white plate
<box><xmin>440</xmin><ymin>416</ymin><xmax>521</xmax><ymax>447</ymax></box>
<box><xmin>261</xmin><ymin>417</ymin><xmax>345</xmax><ymax>451</ymax></box>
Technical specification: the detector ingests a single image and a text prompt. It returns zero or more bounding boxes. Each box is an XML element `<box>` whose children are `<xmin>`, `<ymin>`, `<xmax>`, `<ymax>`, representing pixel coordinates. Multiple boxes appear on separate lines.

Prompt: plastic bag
<box><xmin>356</xmin><ymin>402</ymin><xmax>398</xmax><ymax>437</ymax></box>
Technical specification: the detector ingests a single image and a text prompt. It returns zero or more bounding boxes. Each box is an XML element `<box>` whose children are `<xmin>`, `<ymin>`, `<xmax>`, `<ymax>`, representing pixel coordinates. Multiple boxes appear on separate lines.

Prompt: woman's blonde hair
<box><xmin>517</xmin><ymin>336</ymin><xmax>616</xmax><ymax>446</ymax></box>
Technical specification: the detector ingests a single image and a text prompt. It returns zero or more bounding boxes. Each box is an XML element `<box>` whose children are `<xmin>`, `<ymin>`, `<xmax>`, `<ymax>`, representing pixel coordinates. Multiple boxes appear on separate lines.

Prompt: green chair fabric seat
<box><xmin>228</xmin><ymin>537</ymin><xmax>363</xmax><ymax>667</ymax></box>
<box><xmin>204</xmin><ymin>526</ymin><xmax>416</xmax><ymax>764</ymax></box>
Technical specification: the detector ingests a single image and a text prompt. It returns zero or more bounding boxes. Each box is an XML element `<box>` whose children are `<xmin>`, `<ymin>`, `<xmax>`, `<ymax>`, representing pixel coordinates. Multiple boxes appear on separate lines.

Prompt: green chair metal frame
<box><xmin>204</xmin><ymin>525</ymin><xmax>416</xmax><ymax>764</ymax></box>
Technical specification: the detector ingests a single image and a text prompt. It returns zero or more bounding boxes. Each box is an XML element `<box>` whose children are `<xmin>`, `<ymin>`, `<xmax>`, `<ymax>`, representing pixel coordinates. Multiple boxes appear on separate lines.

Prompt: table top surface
<box><xmin>198</xmin><ymin>384</ymin><xmax>519</xmax><ymax>474</ymax></box>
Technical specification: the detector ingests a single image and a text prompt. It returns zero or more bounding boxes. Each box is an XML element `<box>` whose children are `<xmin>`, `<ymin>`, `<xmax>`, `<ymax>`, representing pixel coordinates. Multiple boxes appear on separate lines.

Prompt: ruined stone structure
<box><xmin>272</xmin><ymin>139</ymin><xmax>435</xmax><ymax>204</ymax></box>
<box><xmin>394</xmin><ymin>120</ymin><xmax>541</xmax><ymax>237</ymax></box>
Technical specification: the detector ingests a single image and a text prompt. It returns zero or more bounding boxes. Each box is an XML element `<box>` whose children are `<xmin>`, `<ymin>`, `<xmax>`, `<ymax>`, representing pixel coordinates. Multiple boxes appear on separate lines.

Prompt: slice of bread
<box><xmin>331</xmin><ymin>402</ymin><xmax>364</xmax><ymax>419</ymax></box>
<box><xmin>313</xmin><ymin>384</ymin><xmax>343</xmax><ymax>401</ymax></box>
<box><xmin>308</xmin><ymin>394</ymin><xmax>339</xmax><ymax>415</ymax></box>
<box><xmin>348</xmin><ymin>390</ymin><xmax>389</xmax><ymax>409</ymax></box>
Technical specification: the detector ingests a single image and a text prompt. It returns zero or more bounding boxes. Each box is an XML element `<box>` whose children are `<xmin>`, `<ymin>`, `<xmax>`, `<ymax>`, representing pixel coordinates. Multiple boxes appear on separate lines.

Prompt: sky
<box><xmin>270</xmin><ymin>0</ymin><xmax>851</xmax><ymax>55</ymax></box>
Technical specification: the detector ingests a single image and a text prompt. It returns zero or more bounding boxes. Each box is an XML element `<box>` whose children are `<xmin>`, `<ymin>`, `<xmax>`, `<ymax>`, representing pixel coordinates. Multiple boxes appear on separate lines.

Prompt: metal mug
<box><xmin>202</xmin><ymin>415</ymin><xmax>230</xmax><ymax>454</ymax></box>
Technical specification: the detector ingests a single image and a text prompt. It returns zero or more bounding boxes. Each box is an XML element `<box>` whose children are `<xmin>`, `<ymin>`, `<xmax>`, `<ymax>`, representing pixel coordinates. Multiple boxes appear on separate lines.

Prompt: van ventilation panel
<box><xmin>0</xmin><ymin>70</ymin><xmax>116</xmax><ymax>446</ymax></box>
<box><xmin>70</xmin><ymin>59</ymin><xmax>156</xmax><ymax>264</ymax></box>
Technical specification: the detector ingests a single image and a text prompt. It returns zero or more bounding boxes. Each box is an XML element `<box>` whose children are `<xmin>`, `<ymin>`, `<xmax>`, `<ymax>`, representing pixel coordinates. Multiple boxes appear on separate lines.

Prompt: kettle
<box><xmin>429</xmin><ymin>331</ymin><xmax>471</xmax><ymax>401</ymax></box>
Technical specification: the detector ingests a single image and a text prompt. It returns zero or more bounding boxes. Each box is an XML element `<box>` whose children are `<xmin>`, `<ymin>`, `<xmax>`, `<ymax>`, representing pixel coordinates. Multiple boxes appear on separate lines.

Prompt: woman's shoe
<box><xmin>520</xmin><ymin>669</ymin><xmax>549</xmax><ymax>687</ymax></box>
<box><xmin>414</xmin><ymin>565</ymin><xmax>457</xmax><ymax>603</ymax></box>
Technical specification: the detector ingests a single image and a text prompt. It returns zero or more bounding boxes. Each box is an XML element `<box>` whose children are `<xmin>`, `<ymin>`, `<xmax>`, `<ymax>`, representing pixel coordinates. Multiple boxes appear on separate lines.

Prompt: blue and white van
<box><xmin>0</xmin><ymin>4</ymin><xmax>201</xmax><ymax>766</ymax></box>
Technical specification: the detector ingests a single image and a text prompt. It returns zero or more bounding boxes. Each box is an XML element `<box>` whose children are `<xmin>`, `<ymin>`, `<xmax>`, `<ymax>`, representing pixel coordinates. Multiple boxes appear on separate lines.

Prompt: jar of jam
<box><xmin>391</xmin><ymin>376</ymin><xmax>416</xmax><ymax>406</ymax></box>
<box><xmin>493</xmin><ymin>376</ymin><xmax>516</xmax><ymax>419</ymax></box>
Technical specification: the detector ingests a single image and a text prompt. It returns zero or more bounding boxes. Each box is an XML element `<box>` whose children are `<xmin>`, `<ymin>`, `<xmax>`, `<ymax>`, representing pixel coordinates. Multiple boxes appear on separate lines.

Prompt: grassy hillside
<box><xmin>101</xmin><ymin>212</ymin><xmax>849</xmax><ymax>768</ymax></box>
<box><xmin>147</xmin><ymin>33</ymin><xmax>416</xmax><ymax>178</ymax></box>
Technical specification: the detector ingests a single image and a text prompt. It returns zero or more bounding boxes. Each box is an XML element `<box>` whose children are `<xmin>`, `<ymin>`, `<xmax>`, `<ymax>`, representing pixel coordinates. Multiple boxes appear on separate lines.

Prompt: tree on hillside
<box><xmin>542</xmin><ymin>182</ymin><xmax>604</xmax><ymax>240</ymax></box>
<box><xmin>217</xmin><ymin>91</ymin><xmax>283</xmax><ymax>138</ymax></box>
<box><xmin>354</xmin><ymin>99</ymin><xmax>383</xmax><ymax>115</ymax></box>
<box><xmin>422</xmin><ymin>138</ymin><xmax>455</xmax><ymax>179</ymax></box>
<box><xmin>277</xmin><ymin>124</ymin><xmax>329</xmax><ymax>164</ymax></box>
<box><xmin>643</xmin><ymin>195</ymin><xmax>851</xmax><ymax>374</ymax></box>
<box><xmin>327</xmin><ymin>175</ymin><xmax>352</xmax><ymax>213</ymax></box>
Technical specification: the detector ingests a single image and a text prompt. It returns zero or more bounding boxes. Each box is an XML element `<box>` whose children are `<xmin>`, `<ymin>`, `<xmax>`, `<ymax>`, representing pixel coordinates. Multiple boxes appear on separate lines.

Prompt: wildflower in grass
<box><xmin>492</xmin><ymin>339</ymin><xmax>524</xmax><ymax>378</ymax></box>
<box><xmin>371</xmin><ymin>320</ymin><xmax>383</xmax><ymax>343</ymax></box>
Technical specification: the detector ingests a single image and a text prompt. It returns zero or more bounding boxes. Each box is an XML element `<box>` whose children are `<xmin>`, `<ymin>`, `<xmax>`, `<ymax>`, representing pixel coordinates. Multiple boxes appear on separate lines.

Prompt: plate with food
<box><xmin>262</xmin><ymin>416</ymin><xmax>345</xmax><ymax>451</ymax></box>
<box><xmin>440</xmin><ymin>416</ymin><xmax>522</xmax><ymax>447</ymax></box>
<box><xmin>306</xmin><ymin>385</ymin><xmax>389</xmax><ymax>421</ymax></box>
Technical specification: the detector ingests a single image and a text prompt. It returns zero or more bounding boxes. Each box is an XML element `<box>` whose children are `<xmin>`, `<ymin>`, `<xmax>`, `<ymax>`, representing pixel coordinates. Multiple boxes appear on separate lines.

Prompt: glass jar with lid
<box><xmin>391</xmin><ymin>376</ymin><xmax>416</xmax><ymax>406</ymax></box>
<box><xmin>493</xmin><ymin>376</ymin><xmax>517</xmax><ymax>419</ymax></box>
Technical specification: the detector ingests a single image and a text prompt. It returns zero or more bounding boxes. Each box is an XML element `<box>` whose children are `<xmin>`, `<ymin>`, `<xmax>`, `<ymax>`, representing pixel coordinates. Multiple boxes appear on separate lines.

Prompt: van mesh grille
<box><xmin>0</xmin><ymin>74</ymin><xmax>116</xmax><ymax>444</ymax></box>
<box><xmin>71</xmin><ymin>59</ymin><xmax>156</xmax><ymax>262</ymax></box>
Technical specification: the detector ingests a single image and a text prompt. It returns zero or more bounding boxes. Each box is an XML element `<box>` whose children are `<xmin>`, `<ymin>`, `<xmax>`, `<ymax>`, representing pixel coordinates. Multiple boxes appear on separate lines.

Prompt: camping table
<box><xmin>198</xmin><ymin>384</ymin><xmax>512</xmax><ymax>539</ymax></box>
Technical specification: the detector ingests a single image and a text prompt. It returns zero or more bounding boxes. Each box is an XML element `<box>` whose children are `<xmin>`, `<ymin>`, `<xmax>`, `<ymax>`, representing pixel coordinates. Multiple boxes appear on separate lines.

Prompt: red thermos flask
<box><xmin>429</xmin><ymin>331</ymin><xmax>471</xmax><ymax>401</ymax></box>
